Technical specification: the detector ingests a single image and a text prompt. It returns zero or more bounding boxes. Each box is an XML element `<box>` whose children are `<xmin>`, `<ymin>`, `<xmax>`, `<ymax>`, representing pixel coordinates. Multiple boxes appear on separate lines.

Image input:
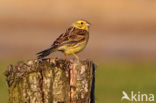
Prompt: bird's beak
<box><xmin>86</xmin><ymin>23</ymin><xmax>90</xmax><ymax>27</ymax></box>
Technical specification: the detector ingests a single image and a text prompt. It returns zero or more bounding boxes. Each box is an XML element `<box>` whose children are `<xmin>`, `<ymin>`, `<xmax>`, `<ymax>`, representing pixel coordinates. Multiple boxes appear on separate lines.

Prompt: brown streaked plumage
<box><xmin>37</xmin><ymin>20</ymin><xmax>90</xmax><ymax>59</ymax></box>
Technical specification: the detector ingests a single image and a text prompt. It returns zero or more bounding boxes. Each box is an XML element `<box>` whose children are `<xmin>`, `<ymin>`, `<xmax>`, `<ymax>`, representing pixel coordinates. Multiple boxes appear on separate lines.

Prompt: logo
<box><xmin>121</xmin><ymin>91</ymin><xmax>154</xmax><ymax>102</ymax></box>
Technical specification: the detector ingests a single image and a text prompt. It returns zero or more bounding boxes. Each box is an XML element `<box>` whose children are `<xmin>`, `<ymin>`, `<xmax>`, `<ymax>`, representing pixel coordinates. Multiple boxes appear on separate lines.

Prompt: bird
<box><xmin>37</xmin><ymin>20</ymin><xmax>90</xmax><ymax>60</ymax></box>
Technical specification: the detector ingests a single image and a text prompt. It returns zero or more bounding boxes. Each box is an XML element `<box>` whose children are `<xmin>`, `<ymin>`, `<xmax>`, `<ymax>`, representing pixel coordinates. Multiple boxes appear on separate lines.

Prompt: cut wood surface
<box><xmin>4</xmin><ymin>58</ymin><xmax>96</xmax><ymax>103</ymax></box>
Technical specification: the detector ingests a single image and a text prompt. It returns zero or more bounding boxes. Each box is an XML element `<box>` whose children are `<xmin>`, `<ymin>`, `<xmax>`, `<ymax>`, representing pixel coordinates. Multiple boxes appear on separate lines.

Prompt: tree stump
<box><xmin>4</xmin><ymin>58</ymin><xmax>96</xmax><ymax>103</ymax></box>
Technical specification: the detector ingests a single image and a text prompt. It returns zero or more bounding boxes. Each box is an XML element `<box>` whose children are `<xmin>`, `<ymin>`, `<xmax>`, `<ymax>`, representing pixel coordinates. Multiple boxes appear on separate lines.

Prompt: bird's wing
<box><xmin>51</xmin><ymin>26</ymin><xmax>87</xmax><ymax>48</ymax></box>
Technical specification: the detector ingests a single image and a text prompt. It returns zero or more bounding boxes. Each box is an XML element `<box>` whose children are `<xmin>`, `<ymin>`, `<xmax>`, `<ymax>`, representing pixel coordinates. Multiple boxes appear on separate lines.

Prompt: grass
<box><xmin>0</xmin><ymin>60</ymin><xmax>156</xmax><ymax>103</ymax></box>
<box><xmin>96</xmin><ymin>62</ymin><xmax>156</xmax><ymax>103</ymax></box>
<box><xmin>0</xmin><ymin>61</ymin><xmax>9</xmax><ymax>103</ymax></box>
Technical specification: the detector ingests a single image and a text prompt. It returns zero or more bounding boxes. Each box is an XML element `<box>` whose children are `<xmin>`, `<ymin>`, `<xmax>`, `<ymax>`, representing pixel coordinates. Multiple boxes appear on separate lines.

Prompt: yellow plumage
<box><xmin>37</xmin><ymin>20</ymin><xmax>90</xmax><ymax>60</ymax></box>
<box><xmin>59</xmin><ymin>39</ymin><xmax>88</xmax><ymax>55</ymax></box>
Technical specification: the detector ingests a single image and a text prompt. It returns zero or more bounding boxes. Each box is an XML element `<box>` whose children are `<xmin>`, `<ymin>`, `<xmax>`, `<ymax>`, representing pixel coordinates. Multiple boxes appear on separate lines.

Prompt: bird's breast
<box><xmin>64</xmin><ymin>40</ymin><xmax>88</xmax><ymax>55</ymax></box>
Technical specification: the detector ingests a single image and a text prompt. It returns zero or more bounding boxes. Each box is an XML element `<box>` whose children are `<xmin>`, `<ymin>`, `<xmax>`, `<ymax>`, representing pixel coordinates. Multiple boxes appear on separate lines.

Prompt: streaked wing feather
<box><xmin>51</xmin><ymin>26</ymin><xmax>87</xmax><ymax>48</ymax></box>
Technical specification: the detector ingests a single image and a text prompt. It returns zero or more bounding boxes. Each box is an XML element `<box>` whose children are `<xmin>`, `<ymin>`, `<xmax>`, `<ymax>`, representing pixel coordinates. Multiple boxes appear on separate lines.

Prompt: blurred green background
<box><xmin>0</xmin><ymin>0</ymin><xmax>156</xmax><ymax>103</ymax></box>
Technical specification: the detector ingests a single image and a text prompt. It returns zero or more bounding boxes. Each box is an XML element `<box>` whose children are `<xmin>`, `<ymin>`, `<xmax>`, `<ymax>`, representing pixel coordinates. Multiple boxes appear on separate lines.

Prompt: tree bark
<box><xmin>4</xmin><ymin>58</ymin><xmax>96</xmax><ymax>103</ymax></box>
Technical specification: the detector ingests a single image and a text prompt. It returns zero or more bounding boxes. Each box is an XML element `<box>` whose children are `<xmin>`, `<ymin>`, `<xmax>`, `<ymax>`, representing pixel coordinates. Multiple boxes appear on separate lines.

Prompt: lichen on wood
<box><xmin>4</xmin><ymin>58</ymin><xmax>96</xmax><ymax>103</ymax></box>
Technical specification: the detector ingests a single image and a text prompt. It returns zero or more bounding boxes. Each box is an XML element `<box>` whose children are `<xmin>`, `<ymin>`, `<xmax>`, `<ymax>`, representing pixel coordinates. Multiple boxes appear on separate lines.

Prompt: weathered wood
<box><xmin>4</xmin><ymin>58</ymin><xmax>95</xmax><ymax>103</ymax></box>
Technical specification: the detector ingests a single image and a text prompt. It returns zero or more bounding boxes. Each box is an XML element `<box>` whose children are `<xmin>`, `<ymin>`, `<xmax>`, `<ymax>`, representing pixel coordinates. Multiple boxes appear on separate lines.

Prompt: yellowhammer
<box><xmin>37</xmin><ymin>20</ymin><xmax>90</xmax><ymax>60</ymax></box>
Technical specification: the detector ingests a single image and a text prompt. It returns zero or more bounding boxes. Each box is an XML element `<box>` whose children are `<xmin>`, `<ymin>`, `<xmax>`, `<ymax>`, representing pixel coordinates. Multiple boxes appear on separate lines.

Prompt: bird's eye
<box><xmin>81</xmin><ymin>22</ymin><xmax>84</xmax><ymax>25</ymax></box>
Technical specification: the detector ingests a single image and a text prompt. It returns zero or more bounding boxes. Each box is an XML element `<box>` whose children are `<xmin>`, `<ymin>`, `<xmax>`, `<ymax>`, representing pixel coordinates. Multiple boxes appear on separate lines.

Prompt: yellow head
<box><xmin>72</xmin><ymin>20</ymin><xmax>90</xmax><ymax>31</ymax></box>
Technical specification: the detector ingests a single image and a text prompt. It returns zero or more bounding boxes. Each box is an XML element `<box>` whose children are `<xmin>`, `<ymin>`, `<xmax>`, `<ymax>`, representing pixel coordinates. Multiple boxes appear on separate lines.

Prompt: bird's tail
<box><xmin>37</xmin><ymin>47</ymin><xmax>55</xmax><ymax>59</ymax></box>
